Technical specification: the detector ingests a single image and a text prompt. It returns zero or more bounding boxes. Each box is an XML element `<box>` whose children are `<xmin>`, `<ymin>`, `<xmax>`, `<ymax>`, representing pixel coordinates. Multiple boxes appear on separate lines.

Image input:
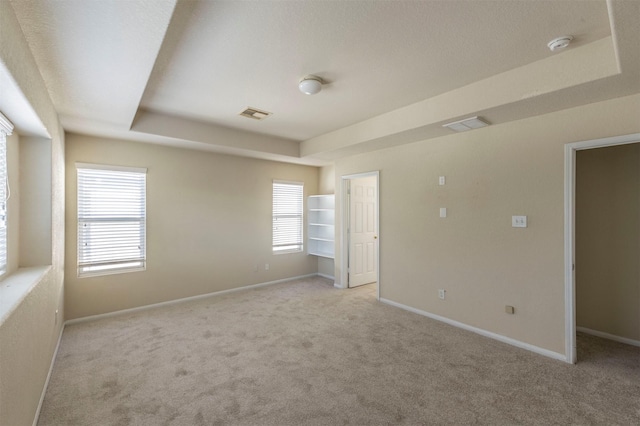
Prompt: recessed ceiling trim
<box><xmin>239</xmin><ymin>107</ymin><xmax>272</xmax><ymax>120</ymax></box>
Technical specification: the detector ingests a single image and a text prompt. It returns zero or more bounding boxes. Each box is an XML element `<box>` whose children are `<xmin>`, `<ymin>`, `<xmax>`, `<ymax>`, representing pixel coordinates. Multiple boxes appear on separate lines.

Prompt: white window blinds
<box><xmin>272</xmin><ymin>181</ymin><xmax>303</xmax><ymax>253</ymax></box>
<box><xmin>77</xmin><ymin>164</ymin><xmax>147</xmax><ymax>277</ymax></box>
<box><xmin>0</xmin><ymin>112</ymin><xmax>13</xmax><ymax>276</ymax></box>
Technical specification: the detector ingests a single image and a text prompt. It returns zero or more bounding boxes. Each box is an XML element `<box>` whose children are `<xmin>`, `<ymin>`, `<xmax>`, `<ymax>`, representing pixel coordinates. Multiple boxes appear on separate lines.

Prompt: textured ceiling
<box><xmin>140</xmin><ymin>0</ymin><xmax>611</xmax><ymax>141</ymax></box>
<box><xmin>9</xmin><ymin>0</ymin><xmax>176</xmax><ymax>127</ymax></box>
<box><xmin>7</xmin><ymin>0</ymin><xmax>639</xmax><ymax>165</ymax></box>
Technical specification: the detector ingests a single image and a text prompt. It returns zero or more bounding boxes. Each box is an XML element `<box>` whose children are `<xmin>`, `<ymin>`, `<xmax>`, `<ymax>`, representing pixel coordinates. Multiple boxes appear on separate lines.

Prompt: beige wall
<box><xmin>0</xmin><ymin>1</ymin><xmax>66</xmax><ymax>424</ymax></box>
<box><xmin>333</xmin><ymin>94</ymin><xmax>640</xmax><ymax>355</ymax></box>
<box><xmin>19</xmin><ymin>137</ymin><xmax>53</xmax><ymax>266</ymax></box>
<box><xmin>0</xmin><ymin>268</ymin><xmax>63</xmax><ymax>425</ymax></box>
<box><xmin>318</xmin><ymin>164</ymin><xmax>335</xmax><ymax>194</ymax></box>
<box><xmin>576</xmin><ymin>143</ymin><xmax>640</xmax><ymax>341</ymax></box>
<box><xmin>64</xmin><ymin>134</ymin><xmax>319</xmax><ymax>319</ymax></box>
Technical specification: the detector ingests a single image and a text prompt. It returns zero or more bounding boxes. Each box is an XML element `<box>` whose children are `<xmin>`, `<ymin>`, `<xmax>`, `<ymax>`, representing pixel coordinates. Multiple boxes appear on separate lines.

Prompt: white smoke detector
<box><xmin>547</xmin><ymin>36</ymin><xmax>573</xmax><ymax>52</ymax></box>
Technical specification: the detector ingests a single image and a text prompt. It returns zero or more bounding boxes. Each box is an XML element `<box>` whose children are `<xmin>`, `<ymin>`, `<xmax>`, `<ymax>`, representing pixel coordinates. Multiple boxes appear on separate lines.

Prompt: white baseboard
<box><xmin>577</xmin><ymin>326</ymin><xmax>640</xmax><ymax>348</ymax></box>
<box><xmin>317</xmin><ymin>272</ymin><xmax>335</xmax><ymax>280</ymax></box>
<box><xmin>66</xmin><ymin>274</ymin><xmax>318</xmax><ymax>326</ymax></box>
<box><xmin>380</xmin><ymin>298</ymin><xmax>566</xmax><ymax>363</ymax></box>
<box><xmin>33</xmin><ymin>324</ymin><xmax>64</xmax><ymax>426</ymax></box>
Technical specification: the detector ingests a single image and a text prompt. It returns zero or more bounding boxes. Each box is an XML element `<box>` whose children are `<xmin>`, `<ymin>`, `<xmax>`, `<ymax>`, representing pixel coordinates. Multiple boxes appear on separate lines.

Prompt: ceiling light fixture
<box><xmin>442</xmin><ymin>116</ymin><xmax>489</xmax><ymax>132</ymax></box>
<box><xmin>298</xmin><ymin>75</ymin><xmax>323</xmax><ymax>95</ymax></box>
<box><xmin>547</xmin><ymin>36</ymin><xmax>573</xmax><ymax>52</ymax></box>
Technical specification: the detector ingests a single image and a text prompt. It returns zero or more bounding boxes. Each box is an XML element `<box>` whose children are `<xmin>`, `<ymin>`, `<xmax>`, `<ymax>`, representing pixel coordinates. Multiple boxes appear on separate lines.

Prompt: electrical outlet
<box><xmin>512</xmin><ymin>215</ymin><xmax>527</xmax><ymax>228</ymax></box>
<box><xmin>438</xmin><ymin>289</ymin><xmax>446</xmax><ymax>300</ymax></box>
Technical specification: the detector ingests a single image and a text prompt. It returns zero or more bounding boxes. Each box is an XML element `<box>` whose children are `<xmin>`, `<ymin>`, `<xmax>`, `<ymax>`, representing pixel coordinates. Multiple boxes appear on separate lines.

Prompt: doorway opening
<box><xmin>341</xmin><ymin>171</ymin><xmax>379</xmax><ymax>299</ymax></box>
<box><xmin>565</xmin><ymin>133</ymin><xmax>640</xmax><ymax>364</ymax></box>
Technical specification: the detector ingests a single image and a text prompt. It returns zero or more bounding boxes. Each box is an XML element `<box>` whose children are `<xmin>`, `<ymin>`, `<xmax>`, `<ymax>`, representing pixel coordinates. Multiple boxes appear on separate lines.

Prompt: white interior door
<box><xmin>348</xmin><ymin>176</ymin><xmax>377</xmax><ymax>287</ymax></box>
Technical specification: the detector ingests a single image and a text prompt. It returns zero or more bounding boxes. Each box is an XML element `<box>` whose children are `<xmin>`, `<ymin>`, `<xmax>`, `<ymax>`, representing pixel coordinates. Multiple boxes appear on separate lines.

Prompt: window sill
<box><xmin>272</xmin><ymin>249</ymin><xmax>304</xmax><ymax>255</ymax></box>
<box><xmin>0</xmin><ymin>265</ymin><xmax>51</xmax><ymax>326</ymax></box>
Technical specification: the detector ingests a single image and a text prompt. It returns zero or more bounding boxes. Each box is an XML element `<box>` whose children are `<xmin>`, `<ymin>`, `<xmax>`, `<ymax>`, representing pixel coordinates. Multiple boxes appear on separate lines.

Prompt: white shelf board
<box><xmin>308</xmin><ymin>250</ymin><xmax>334</xmax><ymax>259</ymax></box>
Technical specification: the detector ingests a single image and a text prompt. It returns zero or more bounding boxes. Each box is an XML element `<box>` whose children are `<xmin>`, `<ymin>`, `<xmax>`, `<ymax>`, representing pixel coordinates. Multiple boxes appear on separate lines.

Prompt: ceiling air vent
<box><xmin>239</xmin><ymin>107</ymin><xmax>272</xmax><ymax>120</ymax></box>
<box><xmin>442</xmin><ymin>116</ymin><xmax>489</xmax><ymax>132</ymax></box>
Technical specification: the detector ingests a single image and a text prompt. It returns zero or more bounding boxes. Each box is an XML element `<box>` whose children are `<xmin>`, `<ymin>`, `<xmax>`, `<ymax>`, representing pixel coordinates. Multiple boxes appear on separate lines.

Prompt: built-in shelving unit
<box><xmin>308</xmin><ymin>195</ymin><xmax>335</xmax><ymax>259</ymax></box>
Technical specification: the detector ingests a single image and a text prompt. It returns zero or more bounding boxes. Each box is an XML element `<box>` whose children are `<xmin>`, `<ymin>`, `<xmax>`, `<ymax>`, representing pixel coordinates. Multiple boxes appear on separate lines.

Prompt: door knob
<box><xmin>374</xmin><ymin>235</ymin><xmax>378</xmax><ymax>239</ymax></box>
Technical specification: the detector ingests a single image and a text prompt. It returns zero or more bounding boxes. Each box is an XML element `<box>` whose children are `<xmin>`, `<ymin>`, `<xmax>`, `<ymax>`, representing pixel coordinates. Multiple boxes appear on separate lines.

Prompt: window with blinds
<box><xmin>0</xmin><ymin>113</ymin><xmax>12</xmax><ymax>276</ymax></box>
<box><xmin>77</xmin><ymin>163</ymin><xmax>147</xmax><ymax>277</ymax></box>
<box><xmin>272</xmin><ymin>180</ymin><xmax>303</xmax><ymax>253</ymax></box>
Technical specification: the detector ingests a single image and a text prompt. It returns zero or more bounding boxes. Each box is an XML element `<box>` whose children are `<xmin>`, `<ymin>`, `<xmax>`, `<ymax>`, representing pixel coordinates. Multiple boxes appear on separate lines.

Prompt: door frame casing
<box><xmin>564</xmin><ymin>133</ymin><xmax>640</xmax><ymax>364</ymax></box>
<box><xmin>340</xmin><ymin>171</ymin><xmax>380</xmax><ymax>300</ymax></box>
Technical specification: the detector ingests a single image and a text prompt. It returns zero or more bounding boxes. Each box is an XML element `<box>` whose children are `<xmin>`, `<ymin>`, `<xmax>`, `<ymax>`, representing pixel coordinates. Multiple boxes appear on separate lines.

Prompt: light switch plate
<box><xmin>440</xmin><ymin>207</ymin><xmax>447</xmax><ymax>218</ymax></box>
<box><xmin>439</xmin><ymin>176</ymin><xmax>446</xmax><ymax>185</ymax></box>
<box><xmin>512</xmin><ymin>215</ymin><xmax>527</xmax><ymax>228</ymax></box>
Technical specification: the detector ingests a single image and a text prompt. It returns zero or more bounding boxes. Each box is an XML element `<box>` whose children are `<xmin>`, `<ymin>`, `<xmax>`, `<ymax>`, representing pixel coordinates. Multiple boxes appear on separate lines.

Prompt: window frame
<box><xmin>0</xmin><ymin>112</ymin><xmax>14</xmax><ymax>277</ymax></box>
<box><xmin>272</xmin><ymin>180</ymin><xmax>304</xmax><ymax>254</ymax></box>
<box><xmin>76</xmin><ymin>162</ymin><xmax>147</xmax><ymax>278</ymax></box>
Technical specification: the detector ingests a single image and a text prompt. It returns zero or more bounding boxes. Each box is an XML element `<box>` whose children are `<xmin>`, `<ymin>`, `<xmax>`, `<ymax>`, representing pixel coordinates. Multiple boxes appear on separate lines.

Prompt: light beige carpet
<box><xmin>38</xmin><ymin>277</ymin><xmax>640</xmax><ymax>425</ymax></box>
